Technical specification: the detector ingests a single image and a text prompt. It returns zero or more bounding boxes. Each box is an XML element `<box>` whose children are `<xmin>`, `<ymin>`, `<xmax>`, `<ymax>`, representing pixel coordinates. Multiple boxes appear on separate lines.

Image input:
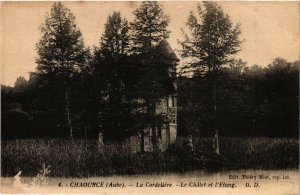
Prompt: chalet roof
<box><xmin>155</xmin><ymin>40</ymin><xmax>179</xmax><ymax>62</ymax></box>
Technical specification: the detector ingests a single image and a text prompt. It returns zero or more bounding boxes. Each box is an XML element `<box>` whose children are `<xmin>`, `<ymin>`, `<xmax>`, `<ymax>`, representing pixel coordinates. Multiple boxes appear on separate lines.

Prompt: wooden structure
<box><xmin>127</xmin><ymin>40</ymin><xmax>179</xmax><ymax>152</ymax></box>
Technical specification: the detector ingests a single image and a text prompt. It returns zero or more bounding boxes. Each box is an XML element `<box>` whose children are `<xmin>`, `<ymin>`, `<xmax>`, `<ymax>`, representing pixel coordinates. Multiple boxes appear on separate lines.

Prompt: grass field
<box><xmin>1</xmin><ymin>137</ymin><xmax>298</xmax><ymax>177</ymax></box>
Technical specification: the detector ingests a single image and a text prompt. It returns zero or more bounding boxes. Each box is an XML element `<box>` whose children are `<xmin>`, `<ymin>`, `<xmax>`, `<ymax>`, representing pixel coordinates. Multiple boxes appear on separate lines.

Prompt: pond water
<box><xmin>1</xmin><ymin>169</ymin><xmax>298</xmax><ymax>194</ymax></box>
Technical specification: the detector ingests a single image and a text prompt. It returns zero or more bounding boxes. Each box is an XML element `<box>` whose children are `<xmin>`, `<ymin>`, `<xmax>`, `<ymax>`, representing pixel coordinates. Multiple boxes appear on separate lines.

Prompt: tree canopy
<box><xmin>131</xmin><ymin>1</ymin><xmax>170</xmax><ymax>53</ymax></box>
<box><xmin>36</xmin><ymin>2</ymin><xmax>88</xmax><ymax>79</ymax></box>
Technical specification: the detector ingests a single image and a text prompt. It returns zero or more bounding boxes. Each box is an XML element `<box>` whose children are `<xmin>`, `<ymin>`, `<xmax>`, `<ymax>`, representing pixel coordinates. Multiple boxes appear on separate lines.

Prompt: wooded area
<box><xmin>1</xmin><ymin>2</ymin><xmax>299</xmax><ymax>140</ymax></box>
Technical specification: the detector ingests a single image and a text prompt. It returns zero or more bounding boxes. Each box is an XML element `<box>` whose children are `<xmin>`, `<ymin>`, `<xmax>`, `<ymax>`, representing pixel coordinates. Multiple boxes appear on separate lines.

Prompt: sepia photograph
<box><xmin>0</xmin><ymin>1</ymin><xmax>299</xmax><ymax>194</ymax></box>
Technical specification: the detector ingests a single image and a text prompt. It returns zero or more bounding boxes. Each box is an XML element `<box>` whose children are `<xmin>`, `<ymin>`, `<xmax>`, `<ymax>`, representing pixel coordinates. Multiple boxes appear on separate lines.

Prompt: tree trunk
<box><xmin>65</xmin><ymin>90</ymin><xmax>73</xmax><ymax>140</ymax></box>
<box><xmin>213</xmin><ymin>75</ymin><xmax>220</xmax><ymax>155</ymax></box>
<box><xmin>151</xmin><ymin>125</ymin><xmax>157</xmax><ymax>152</ymax></box>
<box><xmin>148</xmin><ymin>100</ymin><xmax>158</xmax><ymax>152</ymax></box>
<box><xmin>140</xmin><ymin>129</ymin><xmax>145</xmax><ymax>152</ymax></box>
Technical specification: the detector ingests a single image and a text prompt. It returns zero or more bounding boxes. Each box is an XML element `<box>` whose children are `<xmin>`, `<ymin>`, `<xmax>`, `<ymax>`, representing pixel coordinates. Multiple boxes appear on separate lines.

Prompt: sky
<box><xmin>1</xmin><ymin>1</ymin><xmax>299</xmax><ymax>86</ymax></box>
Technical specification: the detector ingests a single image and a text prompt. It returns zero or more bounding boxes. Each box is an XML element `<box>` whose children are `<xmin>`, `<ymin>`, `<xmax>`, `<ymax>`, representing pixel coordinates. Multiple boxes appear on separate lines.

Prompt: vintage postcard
<box><xmin>0</xmin><ymin>1</ymin><xmax>299</xmax><ymax>194</ymax></box>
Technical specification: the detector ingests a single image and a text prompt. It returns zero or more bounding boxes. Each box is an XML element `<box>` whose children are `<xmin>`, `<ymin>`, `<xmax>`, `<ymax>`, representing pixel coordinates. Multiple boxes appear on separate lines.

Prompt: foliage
<box><xmin>36</xmin><ymin>2</ymin><xmax>88</xmax><ymax>78</ymax></box>
<box><xmin>31</xmin><ymin>163</ymin><xmax>51</xmax><ymax>186</ymax></box>
<box><xmin>1</xmin><ymin>137</ymin><xmax>298</xmax><ymax>177</ymax></box>
<box><xmin>177</xmin><ymin>59</ymin><xmax>299</xmax><ymax>137</ymax></box>
<box><xmin>1</xmin><ymin>2</ymin><xmax>298</xmax><ymax>142</ymax></box>
<box><xmin>179</xmin><ymin>2</ymin><xmax>242</xmax><ymax>76</ymax></box>
<box><xmin>93</xmin><ymin>11</ymin><xmax>137</xmax><ymax>142</ymax></box>
<box><xmin>99</xmin><ymin>11</ymin><xmax>130</xmax><ymax>57</ymax></box>
<box><xmin>130</xmin><ymin>1</ymin><xmax>170</xmax><ymax>53</ymax></box>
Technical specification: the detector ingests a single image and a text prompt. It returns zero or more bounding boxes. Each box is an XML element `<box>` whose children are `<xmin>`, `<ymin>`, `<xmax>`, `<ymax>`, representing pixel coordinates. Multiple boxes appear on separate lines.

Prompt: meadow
<box><xmin>1</xmin><ymin>137</ymin><xmax>298</xmax><ymax>177</ymax></box>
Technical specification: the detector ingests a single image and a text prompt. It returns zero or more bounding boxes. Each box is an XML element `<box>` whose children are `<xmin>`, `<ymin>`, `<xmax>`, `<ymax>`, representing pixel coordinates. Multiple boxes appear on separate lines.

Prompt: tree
<box><xmin>177</xmin><ymin>58</ymin><xmax>299</xmax><ymax>139</ymax></box>
<box><xmin>261</xmin><ymin>58</ymin><xmax>299</xmax><ymax>137</ymax></box>
<box><xmin>179</xmin><ymin>2</ymin><xmax>241</xmax><ymax>75</ymax></box>
<box><xmin>179</xmin><ymin>2</ymin><xmax>242</xmax><ymax>154</ymax></box>
<box><xmin>130</xmin><ymin>2</ymin><xmax>175</xmax><ymax>151</ymax></box>
<box><xmin>36</xmin><ymin>2</ymin><xmax>89</xmax><ymax>139</ymax></box>
<box><xmin>93</xmin><ymin>11</ymin><xmax>132</xmax><ymax>142</ymax></box>
<box><xmin>131</xmin><ymin>1</ymin><xmax>170</xmax><ymax>54</ymax></box>
<box><xmin>14</xmin><ymin>76</ymin><xmax>28</xmax><ymax>91</ymax></box>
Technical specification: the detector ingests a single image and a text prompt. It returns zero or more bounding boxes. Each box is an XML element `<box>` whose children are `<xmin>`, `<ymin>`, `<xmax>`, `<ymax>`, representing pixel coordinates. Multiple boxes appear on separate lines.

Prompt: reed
<box><xmin>1</xmin><ymin>137</ymin><xmax>298</xmax><ymax>177</ymax></box>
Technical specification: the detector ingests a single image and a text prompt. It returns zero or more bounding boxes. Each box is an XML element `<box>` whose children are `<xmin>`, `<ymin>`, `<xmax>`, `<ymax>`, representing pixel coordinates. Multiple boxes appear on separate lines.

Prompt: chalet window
<box><xmin>168</xmin><ymin>95</ymin><xmax>175</xmax><ymax>107</ymax></box>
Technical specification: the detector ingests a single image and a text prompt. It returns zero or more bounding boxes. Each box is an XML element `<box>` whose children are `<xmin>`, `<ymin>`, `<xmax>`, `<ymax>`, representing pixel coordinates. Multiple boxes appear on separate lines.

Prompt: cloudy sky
<box><xmin>1</xmin><ymin>1</ymin><xmax>299</xmax><ymax>86</ymax></box>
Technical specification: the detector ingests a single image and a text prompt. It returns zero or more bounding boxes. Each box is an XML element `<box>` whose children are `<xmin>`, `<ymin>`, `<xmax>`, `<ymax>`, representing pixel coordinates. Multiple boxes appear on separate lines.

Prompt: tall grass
<box><xmin>1</xmin><ymin>137</ymin><xmax>298</xmax><ymax>177</ymax></box>
<box><xmin>192</xmin><ymin>137</ymin><xmax>298</xmax><ymax>169</ymax></box>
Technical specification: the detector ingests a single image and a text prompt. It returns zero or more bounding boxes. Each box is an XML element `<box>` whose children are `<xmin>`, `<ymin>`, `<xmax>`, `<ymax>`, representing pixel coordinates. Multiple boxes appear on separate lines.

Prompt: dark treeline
<box><xmin>2</xmin><ymin>57</ymin><xmax>299</xmax><ymax>139</ymax></box>
<box><xmin>178</xmin><ymin>58</ymin><xmax>299</xmax><ymax>137</ymax></box>
<box><xmin>1</xmin><ymin>2</ymin><xmax>299</xmax><ymax>140</ymax></box>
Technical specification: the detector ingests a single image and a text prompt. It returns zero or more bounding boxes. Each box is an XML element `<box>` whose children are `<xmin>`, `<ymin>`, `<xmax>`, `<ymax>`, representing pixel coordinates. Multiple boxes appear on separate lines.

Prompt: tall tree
<box><xmin>36</xmin><ymin>2</ymin><xmax>89</xmax><ymax>139</ymax></box>
<box><xmin>93</xmin><ymin>11</ymin><xmax>132</xmax><ymax>142</ymax></box>
<box><xmin>130</xmin><ymin>2</ymin><xmax>175</xmax><ymax>151</ymax></box>
<box><xmin>179</xmin><ymin>2</ymin><xmax>242</xmax><ymax>154</ymax></box>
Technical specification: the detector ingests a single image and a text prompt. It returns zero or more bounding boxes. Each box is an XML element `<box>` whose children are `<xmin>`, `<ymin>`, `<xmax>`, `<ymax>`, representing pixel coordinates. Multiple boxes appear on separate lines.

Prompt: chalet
<box><xmin>126</xmin><ymin>40</ymin><xmax>178</xmax><ymax>152</ymax></box>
